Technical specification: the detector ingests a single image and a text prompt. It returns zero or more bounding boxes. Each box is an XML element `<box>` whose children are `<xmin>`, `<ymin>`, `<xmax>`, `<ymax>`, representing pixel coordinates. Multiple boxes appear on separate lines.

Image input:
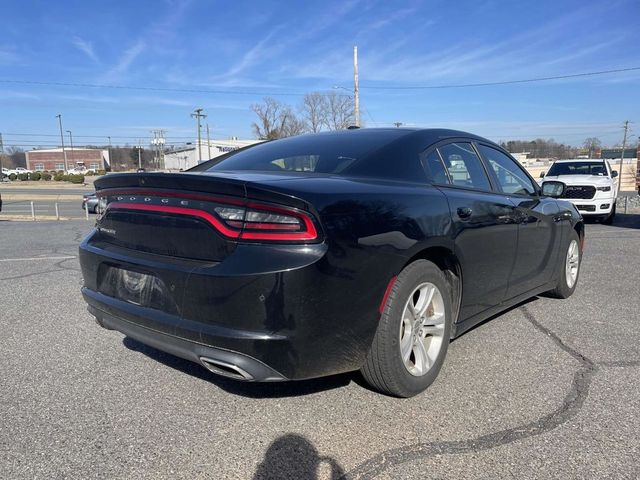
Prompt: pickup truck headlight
<box><xmin>596</xmin><ymin>186</ymin><xmax>611</xmax><ymax>192</ymax></box>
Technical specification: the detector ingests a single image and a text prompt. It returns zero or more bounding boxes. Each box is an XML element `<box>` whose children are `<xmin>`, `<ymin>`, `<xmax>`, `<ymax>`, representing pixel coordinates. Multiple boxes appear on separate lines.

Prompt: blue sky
<box><xmin>1</xmin><ymin>0</ymin><xmax>638</xmax><ymax>149</ymax></box>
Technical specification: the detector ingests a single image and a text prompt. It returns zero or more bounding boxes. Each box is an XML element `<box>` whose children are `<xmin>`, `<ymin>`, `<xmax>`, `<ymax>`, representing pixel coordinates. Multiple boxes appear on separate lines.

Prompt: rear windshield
<box><xmin>203</xmin><ymin>131</ymin><xmax>407</xmax><ymax>175</ymax></box>
<box><xmin>547</xmin><ymin>161</ymin><xmax>607</xmax><ymax>176</ymax></box>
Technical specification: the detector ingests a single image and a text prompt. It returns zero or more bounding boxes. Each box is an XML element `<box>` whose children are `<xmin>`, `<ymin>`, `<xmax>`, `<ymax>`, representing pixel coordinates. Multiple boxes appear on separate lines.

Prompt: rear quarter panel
<box><xmin>257</xmin><ymin>177</ymin><xmax>454</xmax><ymax>371</ymax></box>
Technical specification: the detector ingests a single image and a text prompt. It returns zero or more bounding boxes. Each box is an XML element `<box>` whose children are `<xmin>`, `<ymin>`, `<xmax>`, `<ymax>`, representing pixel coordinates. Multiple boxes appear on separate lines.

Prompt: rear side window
<box><xmin>437</xmin><ymin>142</ymin><xmax>491</xmax><ymax>190</ymax></box>
<box><xmin>478</xmin><ymin>145</ymin><xmax>536</xmax><ymax>196</ymax></box>
<box><xmin>423</xmin><ymin>150</ymin><xmax>450</xmax><ymax>184</ymax></box>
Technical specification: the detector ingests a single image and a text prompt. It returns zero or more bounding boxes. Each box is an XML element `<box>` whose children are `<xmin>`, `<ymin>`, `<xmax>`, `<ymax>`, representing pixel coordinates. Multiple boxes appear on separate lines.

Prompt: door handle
<box><xmin>457</xmin><ymin>207</ymin><xmax>473</xmax><ymax>219</ymax></box>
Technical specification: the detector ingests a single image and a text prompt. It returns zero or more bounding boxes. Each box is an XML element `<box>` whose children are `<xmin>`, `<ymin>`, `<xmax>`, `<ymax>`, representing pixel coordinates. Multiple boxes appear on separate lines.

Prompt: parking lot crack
<box><xmin>520</xmin><ymin>305</ymin><xmax>595</xmax><ymax>367</ymax></box>
<box><xmin>341</xmin><ymin>305</ymin><xmax>596</xmax><ymax>479</ymax></box>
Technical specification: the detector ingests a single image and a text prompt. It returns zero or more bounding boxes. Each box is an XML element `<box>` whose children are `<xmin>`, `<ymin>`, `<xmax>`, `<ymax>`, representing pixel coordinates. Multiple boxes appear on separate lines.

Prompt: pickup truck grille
<box><xmin>561</xmin><ymin>185</ymin><xmax>596</xmax><ymax>200</ymax></box>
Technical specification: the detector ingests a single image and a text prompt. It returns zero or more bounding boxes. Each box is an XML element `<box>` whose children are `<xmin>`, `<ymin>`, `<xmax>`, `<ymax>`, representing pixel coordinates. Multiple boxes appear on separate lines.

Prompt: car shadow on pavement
<box><xmin>599</xmin><ymin>213</ymin><xmax>640</xmax><ymax>230</ymax></box>
<box><xmin>253</xmin><ymin>434</ymin><xmax>345</xmax><ymax>480</ymax></box>
<box><xmin>122</xmin><ymin>337</ymin><xmax>353</xmax><ymax>398</ymax></box>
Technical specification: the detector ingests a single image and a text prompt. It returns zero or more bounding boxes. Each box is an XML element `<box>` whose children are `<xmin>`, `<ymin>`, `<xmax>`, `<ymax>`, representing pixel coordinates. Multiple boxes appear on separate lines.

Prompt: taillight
<box><xmin>213</xmin><ymin>202</ymin><xmax>318</xmax><ymax>241</ymax></box>
<box><xmin>100</xmin><ymin>190</ymin><xmax>319</xmax><ymax>243</ymax></box>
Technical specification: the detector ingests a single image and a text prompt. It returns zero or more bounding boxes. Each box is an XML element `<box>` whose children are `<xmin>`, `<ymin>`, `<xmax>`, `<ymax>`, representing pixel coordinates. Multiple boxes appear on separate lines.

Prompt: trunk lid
<box><xmin>92</xmin><ymin>172</ymin><xmax>318</xmax><ymax>262</ymax></box>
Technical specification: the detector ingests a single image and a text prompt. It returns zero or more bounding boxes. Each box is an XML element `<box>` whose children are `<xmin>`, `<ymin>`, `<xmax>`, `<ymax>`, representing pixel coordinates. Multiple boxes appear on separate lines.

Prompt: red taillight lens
<box><xmin>236</xmin><ymin>203</ymin><xmax>318</xmax><ymax>240</ymax></box>
<box><xmin>102</xmin><ymin>191</ymin><xmax>319</xmax><ymax>243</ymax></box>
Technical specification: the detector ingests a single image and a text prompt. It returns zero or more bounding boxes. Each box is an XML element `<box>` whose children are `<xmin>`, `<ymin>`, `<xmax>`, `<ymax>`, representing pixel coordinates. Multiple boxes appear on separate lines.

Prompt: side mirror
<box><xmin>539</xmin><ymin>171</ymin><xmax>546</xmax><ymax>178</ymax></box>
<box><xmin>541</xmin><ymin>181</ymin><xmax>565</xmax><ymax>198</ymax></box>
<box><xmin>611</xmin><ymin>170</ymin><xmax>618</xmax><ymax>178</ymax></box>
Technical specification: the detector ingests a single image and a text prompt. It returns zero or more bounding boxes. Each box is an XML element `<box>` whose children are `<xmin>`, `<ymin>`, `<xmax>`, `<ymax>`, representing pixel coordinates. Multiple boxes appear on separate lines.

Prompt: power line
<box><xmin>1</xmin><ymin>66</ymin><xmax>638</xmax><ymax>96</ymax></box>
<box><xmin>354</xmin><ymin>66</ymin><xmax>640</xmax><ymax>90</ymax></box>
<box><xmin>0</xmin><ymin>79</ymin><xmax>313</xmax><ymax>97</ymax></box>
<box><xmin>1</xmin><ymin>133</ymin><xmax>201</xmax><ymax>140</ymax></box>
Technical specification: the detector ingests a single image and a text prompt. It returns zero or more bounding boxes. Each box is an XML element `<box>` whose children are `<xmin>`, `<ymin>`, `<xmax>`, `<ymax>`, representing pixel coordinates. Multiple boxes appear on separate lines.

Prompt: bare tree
<box><xmin>583</xmin><ymin>137</ymin><xmax>602</xmax><ymax>158</ymax></box>
<box><xmin>300</xmin><ymin>92</ymin><xmax>328</xmax><ymax>133</ymax></box>
<box><xmin>251</xmin><ymin>97</ymin><xmax>286</xmax><ymax>140</ymax></box>
<box><xmin>251</xmin><ymin>97</ymin><xmax>307</xmax><ymax>140</ymax></box>
<box><xmin>325</xmin><ymin>92</ymin><xmax>354</xmax><ymax>130</ymax></box>
<box><xmin>280</xmin><ymin>105</ymin><xmax>307</xmax><ymax>137</ymax></box>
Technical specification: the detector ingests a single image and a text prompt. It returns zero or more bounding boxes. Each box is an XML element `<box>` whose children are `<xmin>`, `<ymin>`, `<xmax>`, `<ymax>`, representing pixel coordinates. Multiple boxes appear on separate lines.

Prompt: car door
<box><xmin>425</xmin><ymin>141</ymin><xmax>520</xmax><ymax>321</ymax></box>
<box><xmin>476</xmin><ymin>143</ymin><xmax>561</xmax><ymax>298</ymax></box>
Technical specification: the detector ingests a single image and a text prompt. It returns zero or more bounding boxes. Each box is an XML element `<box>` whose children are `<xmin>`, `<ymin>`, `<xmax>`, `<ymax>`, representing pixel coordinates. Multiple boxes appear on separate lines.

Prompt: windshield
<box><xmin>204</xmin><ymin>131</ymin><xmax>406</xmax><ymax>175</ymax></box>
<box><xmin>547</xmin><ymin>161</ymin><xmax>607</xmax><ymax>176</ymax></box>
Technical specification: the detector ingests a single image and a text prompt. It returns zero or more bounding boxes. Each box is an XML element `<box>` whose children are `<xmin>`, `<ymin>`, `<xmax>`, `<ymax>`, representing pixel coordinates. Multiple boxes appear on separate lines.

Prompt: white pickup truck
<box><xmin>2</xmin><ymin>167</ymin><xmax>33</xmax><ymax>176</ymax></box>
<box><xmin>540</xmin><ymin>159</ymin><xmax>618</xmax><ymax>224</ymax></box>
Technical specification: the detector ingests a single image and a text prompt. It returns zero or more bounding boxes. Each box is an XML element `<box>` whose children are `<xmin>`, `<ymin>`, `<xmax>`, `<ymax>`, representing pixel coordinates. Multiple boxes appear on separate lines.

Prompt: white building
<box><xmin>164</xmin><ymin>138</ymin><xmax>261</xmax><ymax>171</ymax></box>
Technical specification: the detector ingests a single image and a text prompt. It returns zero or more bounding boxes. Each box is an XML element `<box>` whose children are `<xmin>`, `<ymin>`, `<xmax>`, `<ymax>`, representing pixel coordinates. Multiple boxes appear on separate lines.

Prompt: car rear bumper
<box><xmin>564</xmin><ymin>197</ymin><xmax>615</xmax><ymax>215</ymax></box>
<box><xmin>79</xmin><ymin>230</ymin><xmax>387</xmax><ymax>381</ymax></box>
<box><xmin>85</xmin><ymin>296</ymin><xmax>286</xmax><ymax>381</ymax></box>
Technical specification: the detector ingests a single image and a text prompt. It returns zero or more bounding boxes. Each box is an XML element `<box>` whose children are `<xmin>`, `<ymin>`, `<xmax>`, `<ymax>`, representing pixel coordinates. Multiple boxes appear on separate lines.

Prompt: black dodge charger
<box><xmin>79</xmin><ymin>128</ymin><xmax>583</xmax><ymax>397</ymax></box>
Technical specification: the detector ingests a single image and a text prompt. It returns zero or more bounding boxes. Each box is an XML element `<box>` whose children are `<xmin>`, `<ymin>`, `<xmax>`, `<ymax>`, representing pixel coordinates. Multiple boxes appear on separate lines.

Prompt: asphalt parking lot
<box><xmin>1</xmin><ymin>216</ymin><xmax>639</xmax><ymax>479</ymax></box>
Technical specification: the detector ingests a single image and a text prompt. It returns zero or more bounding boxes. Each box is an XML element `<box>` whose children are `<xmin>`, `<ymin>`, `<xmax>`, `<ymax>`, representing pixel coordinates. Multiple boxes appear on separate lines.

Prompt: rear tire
<box><xmin>546</xmin><ymin>229</ymin><xmax>581</xmax><ymax>299</ymax></box>
<box><xmin>361</xmin><ymin>260</ymin><xmax>453</xmax><ymax>398</ymax></box>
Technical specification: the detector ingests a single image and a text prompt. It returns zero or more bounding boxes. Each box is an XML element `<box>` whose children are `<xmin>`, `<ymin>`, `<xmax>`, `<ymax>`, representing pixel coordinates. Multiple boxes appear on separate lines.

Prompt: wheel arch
<box><xmin>574</xmin><ymin>220</ymin><xmax>585</xmax><ymax>249</ymax></box>
<box><xmin>402</xmin><ymin>246</ymin><xmax>462</xmax><ymax>331</ymax></box>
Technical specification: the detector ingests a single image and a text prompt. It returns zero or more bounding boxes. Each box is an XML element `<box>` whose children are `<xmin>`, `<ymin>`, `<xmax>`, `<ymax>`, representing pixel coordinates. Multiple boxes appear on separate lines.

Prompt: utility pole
<box><xmin>618</xmin><ymin>120</ymin><xmax>629</xmax><ymax>191</ymax></box>
<box><xmin>137</xmin><ymin>139</ymin><xmax>142</xmax><ymax>169</ymax></box>
<box><xmin>151</xmin><ymin>129</ymin><xmax>166</xmax><ymax>169</ymax></box>
<box><xmin>66</xmin><ymin>130</ymin><xmax>74</xmax><ymax>167</ymax></box>
<box><xmin>56</xmin><ymin>114</ymin><xmax>69</xmax><ymax>171</ymax></box>
<box><xmin>191</xmin><ymin>108</ymin><xmax>206</xmax><ymax>163</ymax></box>
<box><xmin>206</xmin><ymin>124</ymin><xmax>212</xmax><ymax>160</ymax></box>
<box><xmin>353</xmin><ymin>46</ymin><xmax>360</xmax><ymax>127</ymax></box>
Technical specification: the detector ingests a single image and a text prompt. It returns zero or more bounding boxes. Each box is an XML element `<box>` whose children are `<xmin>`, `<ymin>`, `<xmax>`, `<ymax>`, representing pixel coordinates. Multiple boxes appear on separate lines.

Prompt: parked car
<box><xmin>68</xmin><ymin>162</ymin><xmax>95</xmax><ymax>175</ymax></box>
<box><xmin>4</xmin><ymin>167</ymin><xmax>33</xmax><ymax>176</ymax></box>
<box><xmin>540</xmin><ymin>159</ymin><xmax>618</xmax><ymax>224</ymax></box>
<box><xmin>81</xmin><ymin>193</ymin><xmax>100</xmax><ymax>213</ymax></box>
<box><xmin>79</xmin><ymin>128</ymin><xmax>584</xmax><ymax>397</ymax></box>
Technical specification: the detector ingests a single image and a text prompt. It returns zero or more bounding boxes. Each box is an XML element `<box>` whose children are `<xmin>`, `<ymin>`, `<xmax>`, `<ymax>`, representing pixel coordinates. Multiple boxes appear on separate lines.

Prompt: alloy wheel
<box><xmin>565</xmin><ymin>239</ymin><xmax>579</xmax><ymax>288</ymax></box>
<box><xmin>399</xmin><ymin>282</ymin><xmax>446</xmax><ymax>377</ymax></box>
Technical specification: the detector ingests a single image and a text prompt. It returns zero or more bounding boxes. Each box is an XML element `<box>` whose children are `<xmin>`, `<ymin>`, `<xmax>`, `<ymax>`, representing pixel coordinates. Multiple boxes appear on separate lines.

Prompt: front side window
<box><xmin>478</xmin><ymin>145</ymin><xmax>536</xmax><ymax>196</ymax></box>
<box><xmin>437</xmin><ymin>142</ymin><xmax>491</xmax><ymax>191</ymax></box>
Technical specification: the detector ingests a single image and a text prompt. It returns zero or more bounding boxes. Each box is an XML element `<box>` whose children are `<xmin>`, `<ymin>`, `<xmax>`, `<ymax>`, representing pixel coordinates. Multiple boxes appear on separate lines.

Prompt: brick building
<box><xmin>25</xmin><ymin>148</ymin><xmax>110</xmax><ymax>172</ymax></box>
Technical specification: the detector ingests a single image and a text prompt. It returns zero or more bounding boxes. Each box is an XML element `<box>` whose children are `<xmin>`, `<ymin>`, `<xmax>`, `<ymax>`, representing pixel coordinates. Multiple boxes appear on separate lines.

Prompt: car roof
<box><xmin>553</xmin><ymin>159</ymin><xmax>606</xmax><ymax>163</ymax></box>
<box><xmin>310</xmin><ymin>127</ymin><xmax>496</xmax><ymax>147</ymax></box>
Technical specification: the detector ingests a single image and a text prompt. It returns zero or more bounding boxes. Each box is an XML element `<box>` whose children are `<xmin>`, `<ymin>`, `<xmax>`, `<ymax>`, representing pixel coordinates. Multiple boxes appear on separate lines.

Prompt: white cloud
<box><xmin>105</xmin><ymin>40</ymin><xmax>146</xmax><ymax>80</ymax></box>
<box><xmin>72</xmin><ymin>36</ymin><xmax>98</xmax><ymax>62</ymax></box>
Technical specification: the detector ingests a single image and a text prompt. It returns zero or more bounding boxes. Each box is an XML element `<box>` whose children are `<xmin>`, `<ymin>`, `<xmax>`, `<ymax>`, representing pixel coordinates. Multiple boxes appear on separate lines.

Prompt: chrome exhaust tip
<box><xmin>200</xmin><ymin>357</ymin><xmax>254</xmax><ymax>381</ymax></box>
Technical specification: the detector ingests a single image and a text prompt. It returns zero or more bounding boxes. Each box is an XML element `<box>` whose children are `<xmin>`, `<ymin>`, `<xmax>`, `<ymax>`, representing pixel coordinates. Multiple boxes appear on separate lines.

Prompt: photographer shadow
<box><xmin>253</xmin><ymin>434</ymin><xmax>345</xmax><ymax>480</ymax></box>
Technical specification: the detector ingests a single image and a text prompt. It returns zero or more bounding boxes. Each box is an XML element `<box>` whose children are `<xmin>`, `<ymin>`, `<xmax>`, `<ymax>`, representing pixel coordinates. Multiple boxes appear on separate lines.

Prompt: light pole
<box><xmin>107</xmin><ymin>136</ymin><xmax>112</xmax><ymax>172</ymax></box>
<box><xmin>56</xmin><ymin>114</ymin><xmax>69</xmax><ymax>171</ymax></box>
<box><xmin>353</xmin><ymin>45</ymin><xmax>360</xmax><ymax>127</ymax></box>
<box><xmin>66</xmin><ymin>130</ymin><xmax>74</xmax><ymax>167</ymax></box>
